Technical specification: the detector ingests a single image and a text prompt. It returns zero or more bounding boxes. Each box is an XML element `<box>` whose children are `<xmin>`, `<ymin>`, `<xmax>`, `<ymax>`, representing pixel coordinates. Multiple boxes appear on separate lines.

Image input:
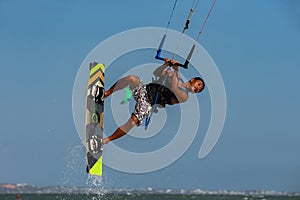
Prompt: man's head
<box><xmin>189</xmin><ymin>77</ymin><xmax>205</xmax><ymax>93</ymax></box>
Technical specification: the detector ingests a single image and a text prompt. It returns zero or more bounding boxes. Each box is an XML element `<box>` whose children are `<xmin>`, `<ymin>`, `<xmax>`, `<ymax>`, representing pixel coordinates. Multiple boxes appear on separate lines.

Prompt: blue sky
<box><xmin>0</xmin><ymin>0</ymin><xmax>300</xmax><ymax>192</ymax></box>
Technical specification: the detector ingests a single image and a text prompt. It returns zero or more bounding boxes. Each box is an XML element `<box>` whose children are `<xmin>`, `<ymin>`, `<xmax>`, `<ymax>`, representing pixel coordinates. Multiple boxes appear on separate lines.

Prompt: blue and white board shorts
<box><xmin>130</xmin><ymin>81</ymin><xmax>152</xmax><ymax>126</ymax></box>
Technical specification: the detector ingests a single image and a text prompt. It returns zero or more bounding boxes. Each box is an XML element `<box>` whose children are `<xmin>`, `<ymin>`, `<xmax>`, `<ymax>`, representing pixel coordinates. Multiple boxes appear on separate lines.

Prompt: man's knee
<box><xmin>130</xmin><ymin>114</ymin><xmax>140</xmax><ymax>126</ymax></box>
<box><xmin>126</xmin><ymin>75</ymin><xmax>140</xmax><ymax>89</ymax></box>
<box><xmin>127</xmin><ymin>75</ymin><xmax>140</xmax><ymax>82</ymax></box>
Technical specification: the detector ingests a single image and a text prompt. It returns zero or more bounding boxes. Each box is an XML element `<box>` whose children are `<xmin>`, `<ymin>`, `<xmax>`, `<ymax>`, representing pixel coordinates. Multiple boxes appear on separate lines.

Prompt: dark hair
<box><xmin>190</xmin><ymin>77</ymin><xmax>205</xmax><ymax>93</ymax></box>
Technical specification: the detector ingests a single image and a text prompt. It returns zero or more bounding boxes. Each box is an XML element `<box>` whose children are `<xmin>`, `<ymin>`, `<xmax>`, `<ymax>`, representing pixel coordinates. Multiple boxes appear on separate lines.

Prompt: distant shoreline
<box><xmin>1</xmin><ymin>183</ymin><xmax>299</xmax><ymax>197</ymax></box>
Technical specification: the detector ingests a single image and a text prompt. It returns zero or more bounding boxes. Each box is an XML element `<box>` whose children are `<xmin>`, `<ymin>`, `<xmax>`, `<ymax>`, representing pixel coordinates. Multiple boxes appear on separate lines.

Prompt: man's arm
<box><xmin>153</xmin><ymin>64</ymin><xmax>168</xmax><ymax>77</ymax></box>
<box><xmin>153</xmin><ymin>58</ymin><xmax>178</xmax><ymax>77</ymax></box>
<box><xmin>155</xmin><ymin>59</ymin><xmax>188</xmax><ymax>103</ymax></box>
<box><xmin>170</xmin><ymin>70</ymin><xmax>188</xmax><ymax>103</ymax></box>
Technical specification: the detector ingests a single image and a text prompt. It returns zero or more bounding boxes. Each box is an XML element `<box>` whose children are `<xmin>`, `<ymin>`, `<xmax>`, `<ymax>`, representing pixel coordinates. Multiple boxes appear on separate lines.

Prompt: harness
<box><xmin>147</xmin><ymin>75</ymin><xmax>175</xmax><ymax>107</ymax></box>
<box><xmin>145</xmin><ymin>73</ymin><xmax>188</xmax><ymax>129</ymax></box>
<box><xmin>145</xmin><ymin>74</ymin><xmax>172</xmax><ymax>130</ymax></box>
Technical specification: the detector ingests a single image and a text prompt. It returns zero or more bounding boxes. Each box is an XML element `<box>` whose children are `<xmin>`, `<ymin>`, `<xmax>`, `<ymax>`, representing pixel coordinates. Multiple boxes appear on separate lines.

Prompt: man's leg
<box><xmin>103</xmin><ymin>115</ymin><xmax>139</xmax><ymax>144</ymax></box>
<box><xmin>104</xmin><ymin>75</ymin><xmax>140</xmax><ymax>99</ymax></box>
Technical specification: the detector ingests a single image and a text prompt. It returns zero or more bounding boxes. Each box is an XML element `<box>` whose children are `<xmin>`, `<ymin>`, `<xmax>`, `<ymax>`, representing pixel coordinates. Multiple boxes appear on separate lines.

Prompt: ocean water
<box><xmin>2</xmin><ymin>147</ymin><xmax>297</xmax><ymax>200</ymax></box>
<box><xmin>1</xmin><ymin>194</ymin><xmax>300</xmax><ymax>200</ymax></box>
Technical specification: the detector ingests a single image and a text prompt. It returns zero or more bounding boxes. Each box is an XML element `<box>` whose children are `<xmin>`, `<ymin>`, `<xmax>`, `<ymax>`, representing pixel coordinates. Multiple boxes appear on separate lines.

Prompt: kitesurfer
<box><xmin>102</xmin><ymin>58</ymin><xmax>205</xmax><ymax>144</ymax></box>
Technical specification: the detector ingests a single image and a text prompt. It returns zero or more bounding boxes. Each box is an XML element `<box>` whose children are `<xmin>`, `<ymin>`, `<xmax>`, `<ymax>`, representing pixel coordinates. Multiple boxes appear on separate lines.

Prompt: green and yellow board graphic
<box><xmin>85</xmin><ymin>62</ymin><xmax>105</xmax><ymax>176</ymax></box>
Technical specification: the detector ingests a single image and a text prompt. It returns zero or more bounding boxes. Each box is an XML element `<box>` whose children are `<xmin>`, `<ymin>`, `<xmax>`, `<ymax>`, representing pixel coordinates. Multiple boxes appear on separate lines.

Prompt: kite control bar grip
<box><xmin>155</xmin><ymin>34</ymin><xmax>187</xmax><ymax>67</ymax></box>
<box><xmin>156</xmin><ymin>53</ymin><xmax>189</xmax><ymax>69</ymax></box>
<box><xmin>155</xmin><ymin>35</ymin><xmax>196</xmax><ymax>69</ymax></box>
<box><xmin>170</xmin><ymin>45</ymin><xmax>195</xmax><ymax>69</ymax></box>
<box><xmin>176</xmin><ymin>61</ymin><xmax>188</xmax><ymax>69</ymax></box>
<box><xmin>173</xmin><ymin>44</ymin><xmax>195</xmax><ymax>69</ymax></box>
<box><xmin>165</xmin><ymin>60</ymin><xmax>188</xmax><ymax>69</ymax></box>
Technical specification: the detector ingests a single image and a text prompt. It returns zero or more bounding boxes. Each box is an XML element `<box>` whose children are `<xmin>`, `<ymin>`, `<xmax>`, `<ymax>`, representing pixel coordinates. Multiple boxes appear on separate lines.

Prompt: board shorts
<box><xmin>130</xmin><ymin>81</ymin><xmax>152</xmax><ymax>126</ymax></box>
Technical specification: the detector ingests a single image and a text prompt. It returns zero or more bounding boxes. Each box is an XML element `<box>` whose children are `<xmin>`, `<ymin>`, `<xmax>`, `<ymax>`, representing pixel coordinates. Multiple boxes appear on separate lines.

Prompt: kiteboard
<box><xmin>85</xmin><ymin>62</ymin><xmax>105</xmax><ymax>176</ymax></box>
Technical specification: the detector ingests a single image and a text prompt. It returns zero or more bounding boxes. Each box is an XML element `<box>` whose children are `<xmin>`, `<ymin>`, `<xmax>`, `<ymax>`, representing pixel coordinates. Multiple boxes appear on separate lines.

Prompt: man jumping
<box><xmin>103</xmin><ymin>58</ymin><xmax>205</xmax><ymax>144</ymax></box>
